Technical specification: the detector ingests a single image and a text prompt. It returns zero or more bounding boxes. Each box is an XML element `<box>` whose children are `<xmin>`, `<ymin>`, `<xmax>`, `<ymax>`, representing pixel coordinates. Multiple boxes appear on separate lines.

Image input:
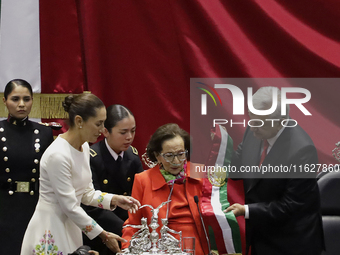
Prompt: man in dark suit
<box><xmin>83</xmin><ymin>104</ymin><xmax>144</xmax><ymax>255</ymax></box>
<box><xmin>226</xmin><ymin>87</ymin><xmax>324</xmax><ymax>255</ymax></box>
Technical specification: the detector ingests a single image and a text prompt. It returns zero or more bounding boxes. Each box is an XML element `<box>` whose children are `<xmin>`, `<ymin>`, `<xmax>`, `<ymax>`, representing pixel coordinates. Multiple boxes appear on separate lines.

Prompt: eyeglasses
<box><xmin>160</xmin><ymin>150</ymin><xmax>188</xmax><ymax>163</ymax></box>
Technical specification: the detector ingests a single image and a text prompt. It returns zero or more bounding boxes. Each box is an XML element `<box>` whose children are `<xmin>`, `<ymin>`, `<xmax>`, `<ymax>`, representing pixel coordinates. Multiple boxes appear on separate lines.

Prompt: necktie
<box><xmin>259</xmin><ymin>139</ymin><xmax>269</xmax><ymax>166</ymax></box>
<box><xmin>116</xmin><ymin>156</ymin><xmax>124</xmax><ymax>175</ymax></box>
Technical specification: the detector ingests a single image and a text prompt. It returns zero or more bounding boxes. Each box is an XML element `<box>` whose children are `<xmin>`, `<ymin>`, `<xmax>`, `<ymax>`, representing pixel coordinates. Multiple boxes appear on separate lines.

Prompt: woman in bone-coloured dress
<box><xmin>20</xmin><ymin>93</ymin><xmax>140</xmax><ymax>255</ymax></box>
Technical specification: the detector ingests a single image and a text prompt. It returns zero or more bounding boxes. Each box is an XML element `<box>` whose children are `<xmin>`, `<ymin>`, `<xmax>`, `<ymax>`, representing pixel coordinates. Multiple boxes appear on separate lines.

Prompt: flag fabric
<box><xmin>201</xmin><ymin>124</ymin><xmax>242</xmax><ymax>254</ymax></box>
<box><xmin>0</xmin><ymin>0</ymin><xmax>41</xmax><ymax>92</ymax></box>
<box><xmin>0</xmin><ymin>0</ymin><xmax>73</xmax><ymax>121</ymax></box>
<box><xmin>0</xmin><ymin>0</ymin><xmax>42</xmax><ymax>121</ymax></box>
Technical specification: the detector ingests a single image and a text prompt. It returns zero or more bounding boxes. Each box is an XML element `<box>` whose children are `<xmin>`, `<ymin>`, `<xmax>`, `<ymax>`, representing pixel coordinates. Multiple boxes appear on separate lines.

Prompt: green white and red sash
<box><xmin>201</xmin><ymin>125</ymin><xmax>242</xmax><ymax>254</ymax></box>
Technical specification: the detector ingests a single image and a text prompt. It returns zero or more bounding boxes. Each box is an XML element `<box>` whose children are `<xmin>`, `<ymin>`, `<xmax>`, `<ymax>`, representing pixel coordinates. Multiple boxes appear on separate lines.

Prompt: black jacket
<box><xmin>0</xmin><ymin>119</ymin><xmax>53</xmax><ymax>255</ymax></box>
<box><xmin>232</xmin><ymin>124</ymin><xmax>324</xmax><ymax>255</ymax></box>
<box><xmin>82</xmin><ymin>139</ymin><xmax>143</xmax><ymax>254</ymax></box>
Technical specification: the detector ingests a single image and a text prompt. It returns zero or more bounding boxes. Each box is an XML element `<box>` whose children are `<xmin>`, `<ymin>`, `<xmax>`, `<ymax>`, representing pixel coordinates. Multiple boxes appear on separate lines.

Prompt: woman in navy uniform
<box><xmin>0</xmin><ymin>79</ymin><xmax>54</xmax><ymax>254</ymax></box>
<box><xmin>83</xmin><ymin>104</ymin><xmax>143</xmax><ymax>255</ymax></box>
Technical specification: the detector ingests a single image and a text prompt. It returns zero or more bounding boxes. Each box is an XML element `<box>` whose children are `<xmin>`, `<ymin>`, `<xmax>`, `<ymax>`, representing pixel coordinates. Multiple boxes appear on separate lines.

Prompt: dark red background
<box><xmin>39</xmin><ymin>2</ymin><xmax>340</xmax><ymax>253</ymax></box>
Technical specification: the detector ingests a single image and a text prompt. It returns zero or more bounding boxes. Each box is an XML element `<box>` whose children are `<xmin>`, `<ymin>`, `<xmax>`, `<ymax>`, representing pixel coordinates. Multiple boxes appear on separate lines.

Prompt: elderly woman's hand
<box><xmin>111</xmin><ymin>195</ymin><xmax>140</xmax><ymax>213</ymax></box>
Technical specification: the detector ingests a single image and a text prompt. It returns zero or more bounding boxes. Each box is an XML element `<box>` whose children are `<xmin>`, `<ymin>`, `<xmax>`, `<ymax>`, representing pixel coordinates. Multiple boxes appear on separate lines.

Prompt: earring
<box><xmin>79</xmin><ymin>126</ymin><xmax>82</xmax><ymax>129</ymax></box>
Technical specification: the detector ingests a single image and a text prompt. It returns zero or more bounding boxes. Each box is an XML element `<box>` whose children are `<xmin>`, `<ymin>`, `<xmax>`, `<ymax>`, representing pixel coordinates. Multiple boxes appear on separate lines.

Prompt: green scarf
<box><xmin>160</xmin><ymin>168</ymin><xmax>186</xmax><ymax>184</ymax></box>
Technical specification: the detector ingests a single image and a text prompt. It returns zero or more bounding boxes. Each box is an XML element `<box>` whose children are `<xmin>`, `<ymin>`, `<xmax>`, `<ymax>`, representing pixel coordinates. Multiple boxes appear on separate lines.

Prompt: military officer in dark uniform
<box><xmin>83</xmin><ymin>104</ymin><xmax>143</xmax><ymax>255</ymax></box>
<box><xmin>0</xmin><ymin>79</ymin><xmax>54</xmax><ymax>255</ymax></box>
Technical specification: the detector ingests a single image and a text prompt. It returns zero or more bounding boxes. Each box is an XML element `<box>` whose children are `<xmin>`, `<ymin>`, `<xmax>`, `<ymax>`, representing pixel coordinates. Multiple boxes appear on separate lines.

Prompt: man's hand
<box><xmin>224</xmin><ymin>203</ymin><xmax>245</xmax><ymax>217</ymax></box>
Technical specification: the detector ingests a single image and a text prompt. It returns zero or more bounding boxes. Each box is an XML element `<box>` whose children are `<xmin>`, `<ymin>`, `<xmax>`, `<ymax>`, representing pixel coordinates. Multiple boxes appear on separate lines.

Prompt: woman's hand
<box><xmin>111</xmin><ymin>195</ymin><xmax>140</xmax><ymax>213</ymax></box>
<box><xmin>100</xmin><ymin>231</ymin><xmax>127</xmax><ymax>253</ymax></box>
<box><xmin>89</xmin><ymin>251</ymin><xmax>99</xmax><ymax>255</ymax></box>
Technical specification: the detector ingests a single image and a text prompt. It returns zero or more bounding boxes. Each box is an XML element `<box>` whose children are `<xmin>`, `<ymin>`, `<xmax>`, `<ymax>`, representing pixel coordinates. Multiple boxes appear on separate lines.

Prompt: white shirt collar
<box><xmin>104</xmin><ymin>138</ymin><xmax>124</xmax><ymax>160</ymax></box>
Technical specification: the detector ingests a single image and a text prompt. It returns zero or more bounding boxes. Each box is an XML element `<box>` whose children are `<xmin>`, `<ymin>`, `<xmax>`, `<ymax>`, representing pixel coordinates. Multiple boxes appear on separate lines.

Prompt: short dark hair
<box><xmin>105</xmin><ymin>104</ymin><xmax>134</xmax><ymax>132</ymax></box>
<box><xmin>146</xmin><ymin>123</ymin><xmax>190</xmax><ymax>162</ymax></box>
<box><xmin>62</xmin><ymin>93</ymin><xmax>105</xmax><ymax>127</ymax></box>
<box><xmin>4</xmin><ymin>79</ymin><xmax>33</xmax><ymax>99</ymax></box>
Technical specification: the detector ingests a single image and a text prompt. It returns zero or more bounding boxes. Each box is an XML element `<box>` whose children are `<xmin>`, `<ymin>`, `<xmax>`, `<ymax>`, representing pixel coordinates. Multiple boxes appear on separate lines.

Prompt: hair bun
<box><xmin>62</xmin><ymin>95</ymin><xmax>75</xmax><ymax>113</ymax></box>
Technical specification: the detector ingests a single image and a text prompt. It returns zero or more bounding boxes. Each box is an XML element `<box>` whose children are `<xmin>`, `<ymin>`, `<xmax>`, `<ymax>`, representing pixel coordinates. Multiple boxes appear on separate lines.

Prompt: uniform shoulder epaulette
<box><xmin>131</xmin><ymin>146</ymin><xmax>138</xmax><ymax>155</ymax></box>
<box><xmin>90</xmin><ymin>148</ymin><xmax>98</xmax><ymax>157</ymax></box>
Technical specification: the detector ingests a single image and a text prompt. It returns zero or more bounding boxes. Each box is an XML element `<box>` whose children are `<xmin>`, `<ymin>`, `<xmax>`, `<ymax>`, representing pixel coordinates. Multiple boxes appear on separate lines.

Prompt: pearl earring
<box><xmin>79</xmin><ymin>126</ymin><xmax>82</xmax><ymax>129</ymax></box>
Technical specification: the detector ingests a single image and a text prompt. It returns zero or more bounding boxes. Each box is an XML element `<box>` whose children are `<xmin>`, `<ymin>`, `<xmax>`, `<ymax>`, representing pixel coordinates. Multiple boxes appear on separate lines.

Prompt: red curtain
<box><xmin>39</xmin><ymin>0</ymin><xmax>340</xmax><ymax>163</ymax></box>
<box><xmin>39</xmin><ymin>1</ymin><xmax>340</xmax><ymax>253</ymax></box>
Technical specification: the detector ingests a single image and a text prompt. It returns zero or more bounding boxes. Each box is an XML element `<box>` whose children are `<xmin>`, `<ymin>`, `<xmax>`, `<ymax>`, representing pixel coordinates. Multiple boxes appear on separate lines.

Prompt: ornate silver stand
<box><xmin>119</xmin><ymin>201</ymin><xmax>187</xmax><ymax>255</ymax></box>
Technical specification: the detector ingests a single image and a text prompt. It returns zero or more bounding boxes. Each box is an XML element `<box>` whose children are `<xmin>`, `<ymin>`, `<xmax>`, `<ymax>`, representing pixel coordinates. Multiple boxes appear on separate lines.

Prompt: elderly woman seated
<box><xmin>121</xmin><ymin>123</ymin><xmax>209</xmax><ymax>255</ymax></box>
